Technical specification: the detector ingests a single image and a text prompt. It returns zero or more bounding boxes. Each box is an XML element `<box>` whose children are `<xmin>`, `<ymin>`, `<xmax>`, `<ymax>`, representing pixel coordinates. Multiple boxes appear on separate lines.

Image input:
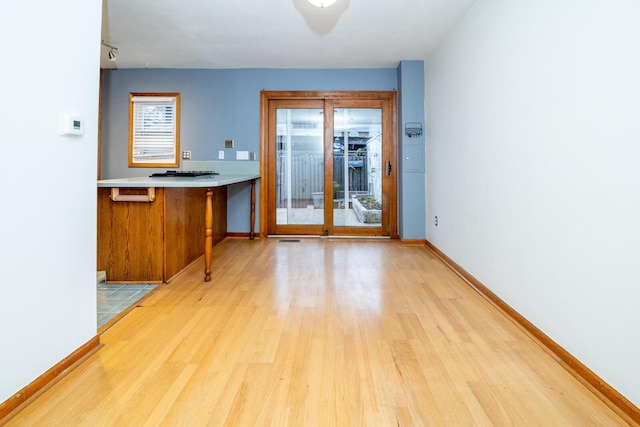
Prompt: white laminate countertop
<box><xmin>97</xmin><ymin>173</ymin><xmax>260</xmax><ymax>188</ymax></box>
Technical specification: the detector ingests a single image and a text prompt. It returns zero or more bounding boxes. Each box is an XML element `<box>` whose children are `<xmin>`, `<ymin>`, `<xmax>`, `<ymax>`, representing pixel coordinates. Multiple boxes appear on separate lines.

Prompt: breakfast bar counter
<box><xmin>98</xmin><ymin>173</ymin><xmax>260</xmax><ymax>188</ymax></box>
<box><xmin>97</xmin><ymin>171</ymin><xmax>259</xmax><ymax>283</ymax></box>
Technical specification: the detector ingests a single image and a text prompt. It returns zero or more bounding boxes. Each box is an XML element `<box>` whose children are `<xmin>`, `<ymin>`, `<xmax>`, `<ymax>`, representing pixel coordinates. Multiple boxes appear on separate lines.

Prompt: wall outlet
<box><xmin>435</xmin><ymin>216</ymin><xmax>438</xmax><ymax>227</ymax></box>
<box><xmin>182</xmin><ymin>150</ymin><xmax>191</xmax><ymax>159</ymax></box>
<box><xmin>218</xmin><ymin>150</ymin><xmax>225</xmax><ymax>159</ymax></box>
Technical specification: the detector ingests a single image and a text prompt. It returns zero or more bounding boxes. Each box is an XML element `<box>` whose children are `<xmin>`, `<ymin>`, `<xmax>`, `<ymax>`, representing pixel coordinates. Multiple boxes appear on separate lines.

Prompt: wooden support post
<box><xmin>250</xmin><ymin>179</ymin><xmax>256</xmax><ymax>240</ymax></box>
<box><xmin>204</xmin><ymin>188</ymin><xmax>213</xmax><ymax>281</ymax></box>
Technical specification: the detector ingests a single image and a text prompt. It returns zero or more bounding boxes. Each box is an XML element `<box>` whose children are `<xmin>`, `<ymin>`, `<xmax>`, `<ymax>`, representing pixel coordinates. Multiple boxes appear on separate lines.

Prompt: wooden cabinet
<box><xmin>97</xmin><ymin>186</ymin><xmax>227</xmax><ymax>283</ymax></box>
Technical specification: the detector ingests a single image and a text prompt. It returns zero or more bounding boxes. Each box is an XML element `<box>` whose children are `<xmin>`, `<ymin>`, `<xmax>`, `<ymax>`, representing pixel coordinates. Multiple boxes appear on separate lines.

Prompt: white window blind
<box><xmin>130</xmin><ymin>95</ymin><xmax>179</xmax><ymax>165</ymax></box>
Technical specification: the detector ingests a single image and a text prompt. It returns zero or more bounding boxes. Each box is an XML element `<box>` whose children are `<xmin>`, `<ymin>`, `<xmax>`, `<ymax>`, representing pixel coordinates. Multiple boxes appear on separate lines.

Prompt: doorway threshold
<box><xmin>321</xmin><ymin>235</ymin><xmax>391</xmax><ymax>240</ymax></box>
<box><xmin>267</xmin><ymin>234</ymin><xmax>391</xmax><ymax>240</ymax></box>
<box><xmin>267</xmin><ymin>235</ymin><xmax>321</xmax><ymax>239</ymax></box>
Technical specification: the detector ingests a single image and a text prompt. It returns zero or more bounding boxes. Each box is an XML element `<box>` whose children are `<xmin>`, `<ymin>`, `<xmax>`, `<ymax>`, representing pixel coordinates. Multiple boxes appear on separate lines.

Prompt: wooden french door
<box><xmin>260</xmin><ymin>91</ymin><xmax>397</xmax><ymax>238</ymax></box>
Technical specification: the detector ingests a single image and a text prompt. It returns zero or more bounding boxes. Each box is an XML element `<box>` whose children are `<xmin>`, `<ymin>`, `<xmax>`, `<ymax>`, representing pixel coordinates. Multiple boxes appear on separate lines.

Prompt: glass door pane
<box><xmin>276</xmin><ymin>108</ymin><xmax>324</xmax><ymax>226</ymax></box>
<box><xmin>333</xmin><ymin>108</ymin><xmax>383</xmax><ymax>228</ymax></box>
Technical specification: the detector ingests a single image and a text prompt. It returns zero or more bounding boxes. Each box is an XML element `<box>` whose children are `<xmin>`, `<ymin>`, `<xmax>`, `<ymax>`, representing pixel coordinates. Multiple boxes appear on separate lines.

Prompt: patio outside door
<box><xmin>262</xmin><ymin>91</ymin><xmax>397</xmax><ymax>238</ymax></box>
<box><xmin>275</xmin><ymin>103</ymin><xmax>326</xmax><ymax>234</ymax></box>
<box><xmin>332</xmin><ymin>107</ymin><xmax>382</xmax><ymax>230</ymax></box>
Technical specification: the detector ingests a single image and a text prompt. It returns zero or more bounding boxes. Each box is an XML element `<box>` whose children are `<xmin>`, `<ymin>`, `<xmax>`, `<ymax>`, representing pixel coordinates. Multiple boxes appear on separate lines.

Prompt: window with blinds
<box><xmin>129</xmin><ymin>93</ymin><xmax>180</xmax><ymax>167</ymax></box>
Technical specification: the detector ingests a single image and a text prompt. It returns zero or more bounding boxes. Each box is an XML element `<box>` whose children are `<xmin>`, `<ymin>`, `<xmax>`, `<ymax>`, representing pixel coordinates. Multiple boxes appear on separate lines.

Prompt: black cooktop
<box><xmin>150</xmin><ymin>170</ymin><xmax>219</xmax><ymax>178</ymax></box>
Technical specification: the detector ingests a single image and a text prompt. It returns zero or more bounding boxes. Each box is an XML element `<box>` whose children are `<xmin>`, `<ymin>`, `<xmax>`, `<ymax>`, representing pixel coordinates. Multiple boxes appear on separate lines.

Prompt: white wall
<box><xmin>0</xmin><ymin>1</ymin><xmax>101</xmax><ymax>402</ymax></box>
<box><xmin>427</xmin><ymin>0</ymin><xmax>640</xmax><ymax>405</ymax></box>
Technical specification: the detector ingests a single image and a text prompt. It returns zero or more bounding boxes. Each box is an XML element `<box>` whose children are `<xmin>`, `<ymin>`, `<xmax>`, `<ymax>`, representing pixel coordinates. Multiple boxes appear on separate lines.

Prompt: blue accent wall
<box><xmin>100</xmin><ymin>66</ymin><xmax>422</xmax><ymax>234</ymax></box>
<box><xmin>397</xmin><ymin>61</ymin><xmax>426</xmax><ymax>240</ymax></box>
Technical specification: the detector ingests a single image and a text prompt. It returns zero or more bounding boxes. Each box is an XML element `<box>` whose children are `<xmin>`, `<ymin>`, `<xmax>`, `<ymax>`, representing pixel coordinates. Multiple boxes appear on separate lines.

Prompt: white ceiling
<box><xmin>100</xmin><ymin>0</ymin><xmax>477</xmax><ymax>70</ymax></box>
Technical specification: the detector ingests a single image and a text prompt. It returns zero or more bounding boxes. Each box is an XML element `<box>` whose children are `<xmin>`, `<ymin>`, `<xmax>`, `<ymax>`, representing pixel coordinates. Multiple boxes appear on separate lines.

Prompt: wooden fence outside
<box><xmin>276</xmin><ymin>152</ymin><xmax>369</xmax><ymax>207</ymax></box>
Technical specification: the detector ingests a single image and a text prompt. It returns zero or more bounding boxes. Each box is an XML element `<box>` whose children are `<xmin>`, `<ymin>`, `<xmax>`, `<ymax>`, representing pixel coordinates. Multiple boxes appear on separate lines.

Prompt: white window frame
<box><xmin>129</xmin><ymin>93</ymin><xmax>180</xmax><ymax>167</ymax></box>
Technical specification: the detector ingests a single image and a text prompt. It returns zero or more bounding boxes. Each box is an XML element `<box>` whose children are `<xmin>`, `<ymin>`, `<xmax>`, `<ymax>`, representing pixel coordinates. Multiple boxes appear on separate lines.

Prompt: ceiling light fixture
<box><xmin>308</xmin><ymin>0</ymin><xmax>338</xmax><ymax>7</ymax></box>
<box><xmin>101</xmin><ymin>40</ymin><xmax>119</xmax><ymax>61</ymax></box>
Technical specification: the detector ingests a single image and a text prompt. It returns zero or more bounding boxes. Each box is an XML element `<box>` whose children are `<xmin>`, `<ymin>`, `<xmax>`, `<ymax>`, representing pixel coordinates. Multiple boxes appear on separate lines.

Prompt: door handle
<box><xmin>387</xmin><ymin>161</ymin><xmax>392</xmax><ymax>176</ymax></box>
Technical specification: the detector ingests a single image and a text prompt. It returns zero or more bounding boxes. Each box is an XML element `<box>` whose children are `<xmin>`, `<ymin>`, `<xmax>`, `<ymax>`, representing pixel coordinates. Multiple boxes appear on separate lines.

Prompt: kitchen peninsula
<box><xmin>97</xmin><ymin>161</ymin><xmax>259</xmax><ymax>283</ymax></box>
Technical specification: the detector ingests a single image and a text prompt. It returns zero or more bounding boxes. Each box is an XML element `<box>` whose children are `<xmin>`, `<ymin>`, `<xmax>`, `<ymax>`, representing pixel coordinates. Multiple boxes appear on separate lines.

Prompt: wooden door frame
<box><xmin>259</xmin><ymin>90</ymin><xmax>398</xmax><ymax>239</ymax></box>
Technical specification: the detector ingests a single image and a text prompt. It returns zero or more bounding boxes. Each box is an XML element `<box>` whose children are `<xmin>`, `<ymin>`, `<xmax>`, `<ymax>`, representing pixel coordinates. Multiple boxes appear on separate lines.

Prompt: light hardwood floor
<box><xmin>5</xmin><ymin>238</ymin><xmax>631</xmax><ymax>426</ymax></box>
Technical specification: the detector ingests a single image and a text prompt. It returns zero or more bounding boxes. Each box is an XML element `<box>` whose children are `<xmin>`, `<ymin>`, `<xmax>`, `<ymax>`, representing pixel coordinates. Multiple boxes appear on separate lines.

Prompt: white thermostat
<box><xmin>59</xmin><ymin>113</ymin><xmax>84</xmax><ymax>136</ymax></box>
